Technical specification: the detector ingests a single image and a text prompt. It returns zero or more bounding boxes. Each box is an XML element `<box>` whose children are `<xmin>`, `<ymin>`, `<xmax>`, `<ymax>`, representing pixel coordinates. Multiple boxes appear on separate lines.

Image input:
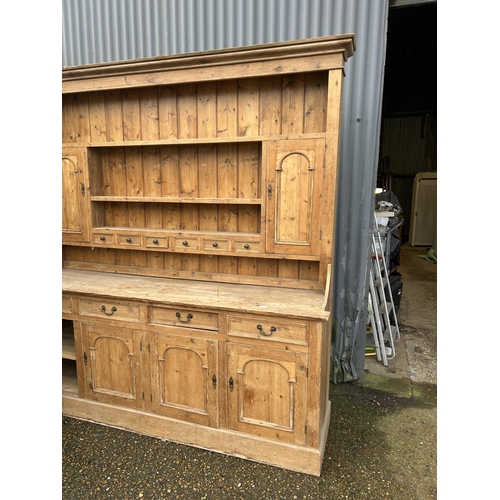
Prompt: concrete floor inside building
<box><xmin>62</xmin><ymin>243</ymin><xmax>437</xmax><ymax>500</ymax></box>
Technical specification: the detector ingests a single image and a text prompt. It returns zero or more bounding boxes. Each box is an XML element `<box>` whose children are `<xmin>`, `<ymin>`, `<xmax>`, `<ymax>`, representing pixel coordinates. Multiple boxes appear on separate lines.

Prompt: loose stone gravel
<box><xmin>62</xmin><ymin>382</ymin><xmax>436</xmax><ymax>500</ymax></box>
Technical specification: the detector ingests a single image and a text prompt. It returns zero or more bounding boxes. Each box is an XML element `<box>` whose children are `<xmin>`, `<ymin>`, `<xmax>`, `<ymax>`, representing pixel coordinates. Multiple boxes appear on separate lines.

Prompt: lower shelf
<box><xmin>62</xmin><ymin>394</ymin><xmax>331</xmax><ymax>477</ymax></box>
<box><xmin>62</xmin><ymin>359</ymin><xmax>78</xmax><ymax>394</ymax></box>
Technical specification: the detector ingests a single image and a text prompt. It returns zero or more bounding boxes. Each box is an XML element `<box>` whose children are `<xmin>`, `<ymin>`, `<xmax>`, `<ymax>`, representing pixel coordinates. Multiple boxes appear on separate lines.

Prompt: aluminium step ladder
<box><xmin>366</xmin><ymin>212</ymin><xmax>401</xmax><ymax>366</ymax></box>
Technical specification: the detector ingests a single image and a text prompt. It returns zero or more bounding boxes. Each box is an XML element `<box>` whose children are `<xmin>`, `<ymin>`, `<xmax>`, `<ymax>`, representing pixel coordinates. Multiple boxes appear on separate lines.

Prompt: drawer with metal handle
<box><xmin>227</xmin><ymin>315</ymin><xmax>309</xmax><ymax>346</ymax></box>
<box><xmin>78</xmin><ymin>298</ymin><xmax>141</xmax><ymax>322</ymax></box>
<box><xmin>149</xmin><ymin>306</ymin><xmax>218</xmax><ymax>331</ymax></box>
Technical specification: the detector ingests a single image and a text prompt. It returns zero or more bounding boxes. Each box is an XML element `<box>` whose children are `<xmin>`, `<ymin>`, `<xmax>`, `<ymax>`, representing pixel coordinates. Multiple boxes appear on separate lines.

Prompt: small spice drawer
<box><xmin>173</xmin><ymin>237</ymin><xmax>199</xmax><ymax>250</ymax></box>
<box><xmin>93</xmin><ymin>232</ymin><xmax>114</xmax><ymax>245</ymax></box>
<box><xmin>79</xmin><ymin>298</ymin><xmax>141</xmax><ymax>322</ymax></box>
<box><xmin>118</xmin><ymin>234</ymin><xmax>141</xmax><ymax>246</ymax></box>
<box><xmin>233</xmin><ymin>240</ymin><xmax>259</xmax><ymax>253</ymax></box>
<box><xmin>227</xmin><ymin>315</ymin><xmax>309</xmax><ymax>346</ymax></box>
<box><xmin>145</xmin><ymin>236</ymin><xmax>169</xmax><ymax>249</ymax></box>
<box><xmin>149</xmin><ymin>306</ymin><xmax>218</xmax><ymax>331</ymax></box>
<box><xmin>202</xmin><ymin>238</ymin><xmax>229</xmax><ymax>251</ymax></box>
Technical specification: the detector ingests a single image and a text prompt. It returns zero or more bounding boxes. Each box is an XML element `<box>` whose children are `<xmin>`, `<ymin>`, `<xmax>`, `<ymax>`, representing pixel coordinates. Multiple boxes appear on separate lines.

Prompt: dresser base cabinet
<box><xmin>62</xmin><ymin>269</ymin><xmax>332</xmax><ymax>476</ymax></box>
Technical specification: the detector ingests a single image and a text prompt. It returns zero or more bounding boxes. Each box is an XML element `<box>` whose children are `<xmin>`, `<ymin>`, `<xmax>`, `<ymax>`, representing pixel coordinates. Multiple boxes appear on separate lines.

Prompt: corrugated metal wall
<box><xmin>62</xmin><ymin>0</ymin><xmax>389</xmax><ymax>383</ymax></box>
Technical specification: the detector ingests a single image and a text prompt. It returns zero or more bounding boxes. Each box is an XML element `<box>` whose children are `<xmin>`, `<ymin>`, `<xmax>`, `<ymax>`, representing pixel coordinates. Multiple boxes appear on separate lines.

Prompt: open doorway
<box><xmin>378</xmin><ymin>2</ymin><xmax>437</xmax><ymax>244</ymax></box>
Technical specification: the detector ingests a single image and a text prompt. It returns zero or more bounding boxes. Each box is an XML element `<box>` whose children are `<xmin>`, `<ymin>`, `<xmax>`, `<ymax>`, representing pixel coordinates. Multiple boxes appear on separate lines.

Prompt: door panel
<box><xmin>81</xmin><ymin>323</ymin><xmax>144</xmax><ymax>410</ymax></box>
<box><xmin>151</xmin><ymin>331</ymin><xmax>219</xmax><ymax>427</ymax></box>
<box><xmin>62</xmin><ymin>147</ymin><xmax>91</xmax><ymax>243</ymax></box>
<box><xmin>265</xmin><ymin>139</ymin><xmax>324</xmax><ymax>255</ymax></box>
<box><xmin>227</xmin><ymin>343</ymin><xmax>307</xmax><ymax>444</ymax></box>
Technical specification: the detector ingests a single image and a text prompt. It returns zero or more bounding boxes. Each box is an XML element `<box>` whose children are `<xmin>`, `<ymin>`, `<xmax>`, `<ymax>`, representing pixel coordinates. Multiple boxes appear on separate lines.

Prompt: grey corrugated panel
<box><xmin>61</xmin><ymin>0</ymin><xmax>389</xmax><ymax>383</ymax></box>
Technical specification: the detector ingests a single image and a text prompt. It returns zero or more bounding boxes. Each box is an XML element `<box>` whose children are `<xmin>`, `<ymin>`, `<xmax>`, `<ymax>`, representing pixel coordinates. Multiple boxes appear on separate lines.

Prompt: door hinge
<box><xmin>212</xmin><ymin>374</ymin><xmax>217</xmax><ymax>389</ymax></box>
<box><xmin>267</xmin><ymin>184</ymin><xmax>273</xmax><ymax>199</ymax></box>
<box><xmin>81</xmin><ymin>183</ymin><xmax>86</xmax><ymax>196</ymax></box>
<box><xmin>83</xmin><ymin>352</ymin><xmax>87</xmax><ymax>365</ymax></box>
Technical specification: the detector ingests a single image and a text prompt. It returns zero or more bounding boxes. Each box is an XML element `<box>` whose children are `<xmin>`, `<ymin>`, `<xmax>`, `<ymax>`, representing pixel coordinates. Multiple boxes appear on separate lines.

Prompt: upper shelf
<box><xmin>62</xmin><ymin>133</ymin><xmax>326</xmax><ymax>149</ymax></box>
<box><xmin>91</xmin><ymin>196</ymin><xmax>261</xmax><ymax>204</ymax></box>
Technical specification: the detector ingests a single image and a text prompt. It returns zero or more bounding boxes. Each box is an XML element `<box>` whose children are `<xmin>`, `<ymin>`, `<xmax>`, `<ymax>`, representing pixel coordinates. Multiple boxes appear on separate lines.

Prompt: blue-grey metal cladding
<box><xmin>62</xmin><ymin>0</ymin><xmax>389</xmax><ymax>383</ymax></box>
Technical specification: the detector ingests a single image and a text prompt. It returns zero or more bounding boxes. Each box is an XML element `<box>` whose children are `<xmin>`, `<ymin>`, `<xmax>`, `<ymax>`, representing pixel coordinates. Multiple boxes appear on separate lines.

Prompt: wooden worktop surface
<box><xmin>62</xmin><ymin>268</ymin><xmax>330</xmax><ymax>321</ymax></box>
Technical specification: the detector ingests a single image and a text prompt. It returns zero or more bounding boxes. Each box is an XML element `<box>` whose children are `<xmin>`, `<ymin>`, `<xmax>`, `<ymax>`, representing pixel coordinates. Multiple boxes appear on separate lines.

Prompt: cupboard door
<box><xmin>150</xmin><ymin>331</ymin><xmax>219</xmax><ymax>427</ymax></box>
<box><xmin>265</xmin><ymin>139</ymin><xmax>324</xmax><ymax>256</ymax></box>
<box><xmin>62</xmin><ymin>147</ymin><xmax>91</xmax><ymax>243</ymax></box>
<box><xmin>227</xmin><ymin>343</ymin><xmax>307</xmax><ymax>444</ymax></box>
<box><xmin>81</xmin><ymin>323</ymin><xmax>145</xmax><ymax>410</ymax></box>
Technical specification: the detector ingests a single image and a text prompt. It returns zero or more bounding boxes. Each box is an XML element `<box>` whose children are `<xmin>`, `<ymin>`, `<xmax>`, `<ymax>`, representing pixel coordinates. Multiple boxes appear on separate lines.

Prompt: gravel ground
<box><xmin>62</xmin><ymin>381</ymin><xmax>436</xmax><ymax>500</ymax></box>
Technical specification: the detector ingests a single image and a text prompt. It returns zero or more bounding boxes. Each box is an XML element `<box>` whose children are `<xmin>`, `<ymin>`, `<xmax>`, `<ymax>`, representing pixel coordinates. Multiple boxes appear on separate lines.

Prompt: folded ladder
<box><xmin>366</xmin><ymin>212</ymin><xmax>401</xmax><ymax>366</ymax></box>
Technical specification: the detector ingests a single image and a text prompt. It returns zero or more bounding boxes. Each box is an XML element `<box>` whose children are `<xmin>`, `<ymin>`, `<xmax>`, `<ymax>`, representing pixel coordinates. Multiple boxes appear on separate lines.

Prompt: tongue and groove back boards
<box><xmin>62</xmin><ymin>34</ymin><xmax>355</xmax><ymax>291</ymax></box>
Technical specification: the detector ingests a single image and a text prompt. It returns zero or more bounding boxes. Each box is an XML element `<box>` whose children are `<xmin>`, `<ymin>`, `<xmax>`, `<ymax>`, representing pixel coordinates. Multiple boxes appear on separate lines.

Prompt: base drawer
<box><xmin>227</xmin><ymin>315</ymin><xmax>308</xmax><ymax>346</ymax></box>
<box><xmin>79</xmin><ymin>298</ymin><xmax>141</xmax><ymax>322</ymax></box>
<box><xmin>149</xmin><ymin>306</ymin><xmax>218</xmax><ymax>331</ymax></box>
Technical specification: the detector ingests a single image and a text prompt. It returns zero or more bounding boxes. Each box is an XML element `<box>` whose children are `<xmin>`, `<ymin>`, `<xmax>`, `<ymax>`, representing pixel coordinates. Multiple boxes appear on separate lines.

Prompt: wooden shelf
<box><xmin>91</xmin><ymin>196</ymin><xmax>262</xmax><ymax>204</ymax></box>
<box><xmin>62</xmin><ymin>132</ymin><xmax>327</xmax><ymax>149</ymax></box>
<box><xmin>62</xmin><ymin>326</ymin><xmax>76</xmax><ymax>360</ymax></box>
<box><xmin>62</xmin><ymin>359</ymin><xmax>78</xmax><ymax>395</ymax></box>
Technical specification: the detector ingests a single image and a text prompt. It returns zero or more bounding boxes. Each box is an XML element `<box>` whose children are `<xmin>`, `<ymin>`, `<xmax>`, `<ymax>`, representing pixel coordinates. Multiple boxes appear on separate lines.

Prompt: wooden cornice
<box><xmin>62</xmin><ymin>34</ymin><xmax>355</xmax><ymax>94</ymax></box>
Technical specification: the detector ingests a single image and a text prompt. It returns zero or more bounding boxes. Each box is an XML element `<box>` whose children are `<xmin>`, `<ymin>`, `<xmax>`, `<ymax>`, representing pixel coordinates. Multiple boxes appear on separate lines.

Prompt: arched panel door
<box><xmin>150</xmin><ymin>332</ymin><xmax>219</xmax><ymax>428</ymax></box>
<box><xmin>227</xmin><ymin>343</ymin><xmax>307</xmax><ymax>445</ymax></box>
<box><xmin>62</xmin><ymin>147</ymin><xmax>90</xmax><ymax>243</ymax></box>
<box><xmin>81</xmin><ymin>323</ymin><xmax>145</xmax><ymax>410</ymax></box>
<box><xmin>265</xmin><ymin>139</ymin><xmax>324</xmax><ymax>256</ymax></box>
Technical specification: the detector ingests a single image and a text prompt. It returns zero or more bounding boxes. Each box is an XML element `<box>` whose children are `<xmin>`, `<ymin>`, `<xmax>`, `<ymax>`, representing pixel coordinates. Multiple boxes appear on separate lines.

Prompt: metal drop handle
<box><xmin>256</xmin><ymin>324</ymin><xmax>276</xmax><ymax>336</ymax></box>
<box><xmin>176</xmin><ymin>312</ymin><xmax>193</xmax><ymax>323</ymax></box>
<box><xmin>101</xmin><ymin>305</ymin><xmax>117</xmax><ymax>316</ymax></box>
